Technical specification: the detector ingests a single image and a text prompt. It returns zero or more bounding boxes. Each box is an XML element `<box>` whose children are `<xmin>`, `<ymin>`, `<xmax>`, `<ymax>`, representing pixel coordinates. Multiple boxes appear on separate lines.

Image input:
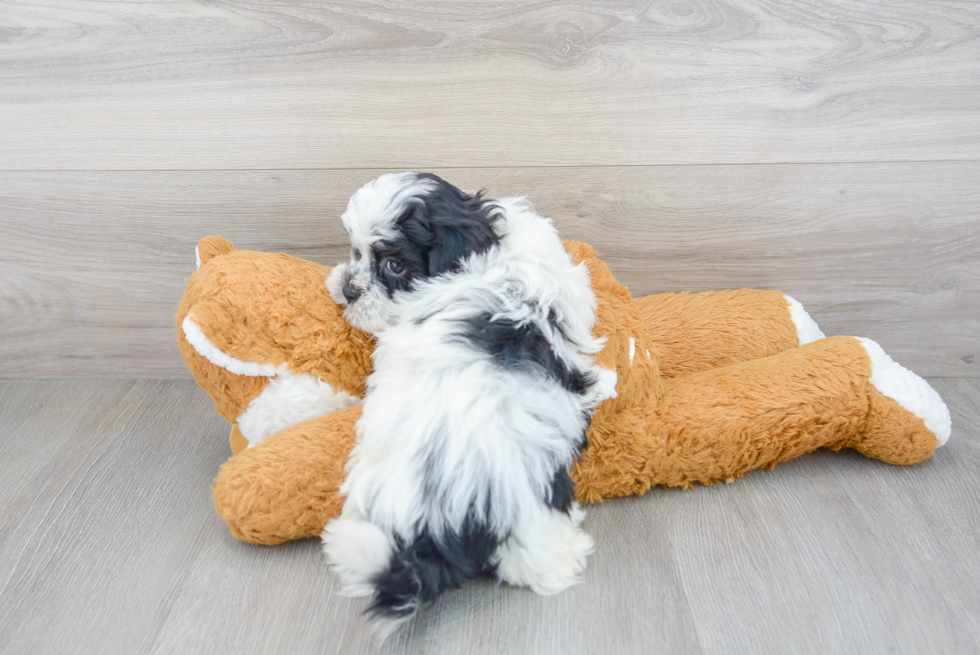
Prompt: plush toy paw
<box><xmin>784</xmin><ymin>295</ymin><xmax>826</xmax><ymax>346</ymax></box>
<box><xmin>858</xmin><ymin>338</ymin><xmax>951</xmax><ymax>446</ymax></box>
<box><xmin>844</xmin><ymin>338</ymin><xmax>952</xmax><ymax>465</ymax></box>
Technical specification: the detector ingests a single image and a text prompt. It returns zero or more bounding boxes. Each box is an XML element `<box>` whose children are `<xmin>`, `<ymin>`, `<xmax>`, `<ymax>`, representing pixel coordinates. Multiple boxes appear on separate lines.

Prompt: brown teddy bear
<box><xmin>177</xmin><ymin>236</ymin><xmax>950</xmax><ymax>545</ymax></box>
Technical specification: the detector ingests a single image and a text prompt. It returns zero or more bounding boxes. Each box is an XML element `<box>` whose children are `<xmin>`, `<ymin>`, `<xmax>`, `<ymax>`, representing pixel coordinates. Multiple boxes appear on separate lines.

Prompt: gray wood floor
<box><xmin>1</xmin><ymin>378</ymin><xmax>978</xmax><ymax>655</ymax></box>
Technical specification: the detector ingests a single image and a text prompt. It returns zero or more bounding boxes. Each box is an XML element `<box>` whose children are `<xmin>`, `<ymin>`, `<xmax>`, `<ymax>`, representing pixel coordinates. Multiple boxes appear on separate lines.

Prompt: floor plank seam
<box><xmin>138</xmin><ymin>522</ymin><xmax>216</xmax><ymax>655</ymax></box>
<box><xmin>3</xmin><ymin>158</ymin><xmax>980</xmax><ymax>174</ymax></box>
<box><xmin>652</xmin><ymin>494</ymin><xmax>708</xmax><ymax>655</ymax></box>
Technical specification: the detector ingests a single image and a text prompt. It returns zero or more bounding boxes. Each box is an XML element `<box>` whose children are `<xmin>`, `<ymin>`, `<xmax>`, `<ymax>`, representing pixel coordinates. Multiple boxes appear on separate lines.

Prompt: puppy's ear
<box><xmin>426</xmin><ymin>209</ymin><xmax>499</xmax><ymax>275</ymax></box>
<box><xmin>411</xmin><ymin>175</ymin><xmax>501</xmax><ymax>276</ymax></box>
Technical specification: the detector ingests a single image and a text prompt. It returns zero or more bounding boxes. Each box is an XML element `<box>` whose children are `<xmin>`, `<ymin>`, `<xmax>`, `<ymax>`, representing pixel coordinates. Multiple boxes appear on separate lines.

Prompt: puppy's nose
<box><xmin>342</xmin><ymin>282</ymin><xmax>361</xmax><ymax>303</ymax></box>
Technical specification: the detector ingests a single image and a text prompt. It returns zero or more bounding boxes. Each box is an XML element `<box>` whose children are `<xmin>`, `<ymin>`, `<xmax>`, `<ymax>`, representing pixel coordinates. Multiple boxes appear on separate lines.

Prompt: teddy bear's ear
<box><xmin>196</xmin><ymin>236</ymin><xmax>236</xmax><ymax>269</ymax></box>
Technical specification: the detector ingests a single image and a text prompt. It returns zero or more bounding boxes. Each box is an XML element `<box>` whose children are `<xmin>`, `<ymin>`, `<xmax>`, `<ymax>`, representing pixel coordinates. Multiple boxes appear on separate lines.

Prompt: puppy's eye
<box><xmin>384</xmin><ymin>258</ymin><xmax>405</xmax><ymax>275</ymax></box>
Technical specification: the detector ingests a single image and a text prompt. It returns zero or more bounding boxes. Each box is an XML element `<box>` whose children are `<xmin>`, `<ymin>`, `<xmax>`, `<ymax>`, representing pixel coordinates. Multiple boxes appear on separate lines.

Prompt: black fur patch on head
<box><xmin>374</xmin><ymin>174</ymin><xmax>501</xmax><ymax>297</ymax></box>
<box><xmin>461</xmin><ymin>313</ymin><xmax>592</xmax><ymax>395</ymax></box>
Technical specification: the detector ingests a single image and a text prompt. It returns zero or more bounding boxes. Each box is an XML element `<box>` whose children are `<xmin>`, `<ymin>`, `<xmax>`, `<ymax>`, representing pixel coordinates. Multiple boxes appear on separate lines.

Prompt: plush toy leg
<box><xmin>575</xmin><ymin>335</ymin><xmax>949</xmax><ymax>497</ymax></box>
<box><xmin>633</xmin><ymin>290</ymin><xmax>825</xmax><ymax>378</ymax></box>
<box><xmin>652</xmin><ymin>335</ymin><xmax>948</xmax><ymax>488</ymax></box>
<box><xmin>212</xmin><ymin>406</ymin><xmax>361</xmax><ymax>545</ymax></box>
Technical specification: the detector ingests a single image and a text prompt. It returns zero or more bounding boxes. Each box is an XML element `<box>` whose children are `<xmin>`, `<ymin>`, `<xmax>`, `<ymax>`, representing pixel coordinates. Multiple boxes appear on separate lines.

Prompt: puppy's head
<box><xmin>328</xmin><ymin>172</ymin><xmax>501</xmax><ymax>333</ymax></box>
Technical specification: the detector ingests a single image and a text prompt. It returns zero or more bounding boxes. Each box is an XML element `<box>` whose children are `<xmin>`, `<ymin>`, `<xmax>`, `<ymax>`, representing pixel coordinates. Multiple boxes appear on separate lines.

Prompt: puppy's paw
<box><xmin>586</xmin><ymin>367</ymin><xmax>618</xmax><ymax>405</ymax></box>
<box><xmin>494</xmin><ymin>504</ymin><xmax>594</xmax><ymax>595</ymax></box>
<box><xmin>321</xmin><ymin>517</ymin><xmax>392</xmax><ymax>597</ymax></box>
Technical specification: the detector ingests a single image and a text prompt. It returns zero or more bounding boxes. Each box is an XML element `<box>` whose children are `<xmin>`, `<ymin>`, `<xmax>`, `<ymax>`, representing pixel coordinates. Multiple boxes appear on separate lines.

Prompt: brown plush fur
<box><xmin>635</xmin><ymin>289</ymin><xmax>800</xmax><ymax>378</ymax></box>
<box><xmin>178</xmin><ymin>237</ymin><xmax>940</xmax><ymax>545</ymax></box>
<box><xmin>214</xmin><ymin>407</ymin><xmax>360</xmax><ymax>544</ymax></box>
<box><xmin>176</xmin><ymin>236</ymin><xmax>372</xmax><ymax>429</ymax></box>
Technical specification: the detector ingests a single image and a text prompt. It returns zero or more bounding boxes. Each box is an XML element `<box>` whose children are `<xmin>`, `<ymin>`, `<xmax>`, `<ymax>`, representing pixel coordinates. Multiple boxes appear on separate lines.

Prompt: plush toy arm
<box><xmin>632</xmin><ymin>289</ymin><xmax>825</xmax><ymax>378</ymax></box>
<box><xmin>562</xmin><ymin>240</ymin><xmax>823</xmax><ymax>378</ymax></box>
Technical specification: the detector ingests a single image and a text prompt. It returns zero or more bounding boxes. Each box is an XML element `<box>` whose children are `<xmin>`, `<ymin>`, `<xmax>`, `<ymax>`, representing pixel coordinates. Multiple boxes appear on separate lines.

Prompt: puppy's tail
<box><xmin>365</xmin><ymin>554</ymin><xmax>427</xmax><ymax>641</ymax></box>
<box><xmin>366</xmin><ymin>527</ymin><xmax>495</xmax><ymax>641</ymax></box>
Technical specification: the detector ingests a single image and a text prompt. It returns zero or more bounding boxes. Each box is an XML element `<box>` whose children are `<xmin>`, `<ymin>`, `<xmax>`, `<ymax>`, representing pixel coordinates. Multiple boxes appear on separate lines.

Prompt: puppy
<box><xmin>323</xmin><ymin>173</ymin><xmax>617</xmax><ymax>637</ymax></box>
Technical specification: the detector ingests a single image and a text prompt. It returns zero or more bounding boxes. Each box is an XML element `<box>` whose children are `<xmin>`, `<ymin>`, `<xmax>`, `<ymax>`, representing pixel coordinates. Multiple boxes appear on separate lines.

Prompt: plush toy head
<box><xmin>176</xmin><ymin>237</ymin><xmax>373</xmax><ymax>452</ymax></box>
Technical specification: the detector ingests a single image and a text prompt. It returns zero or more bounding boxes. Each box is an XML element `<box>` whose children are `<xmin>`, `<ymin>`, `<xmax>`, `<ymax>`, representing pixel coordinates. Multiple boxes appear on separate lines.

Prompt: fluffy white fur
<box><xmin>322</xmin><ymin>512</ymin><xmax>394</xmax><ymax>597</ymax></box>
<box><xmin>493</xmin><ymin>502</ymin><xmax>595</xmax><ymax>595</ymax></box>
<box><xmin>236</xmin><ymin>371</ymin><xmax>360</xmax><ymax>447</ymax></box>
<box><xmin>321</xmin><ymin>174</ymin><xmax>616</xmax><ymax>634</ymax></box>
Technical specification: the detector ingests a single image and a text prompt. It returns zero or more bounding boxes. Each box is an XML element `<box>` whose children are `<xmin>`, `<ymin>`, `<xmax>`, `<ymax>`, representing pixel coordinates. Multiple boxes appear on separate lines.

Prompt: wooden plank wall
<box><xmin>1</xmin><ymin>0</ymin><xmax>978</xmax><ymax>378</ymax></box>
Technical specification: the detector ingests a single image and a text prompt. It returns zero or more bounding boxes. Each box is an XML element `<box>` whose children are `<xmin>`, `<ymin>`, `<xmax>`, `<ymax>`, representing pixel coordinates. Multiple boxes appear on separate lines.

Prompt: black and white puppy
<box><xmin>322</xmin><ymin>172</ymin><xmax>617</xmax><ymax>636</ymax></box>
